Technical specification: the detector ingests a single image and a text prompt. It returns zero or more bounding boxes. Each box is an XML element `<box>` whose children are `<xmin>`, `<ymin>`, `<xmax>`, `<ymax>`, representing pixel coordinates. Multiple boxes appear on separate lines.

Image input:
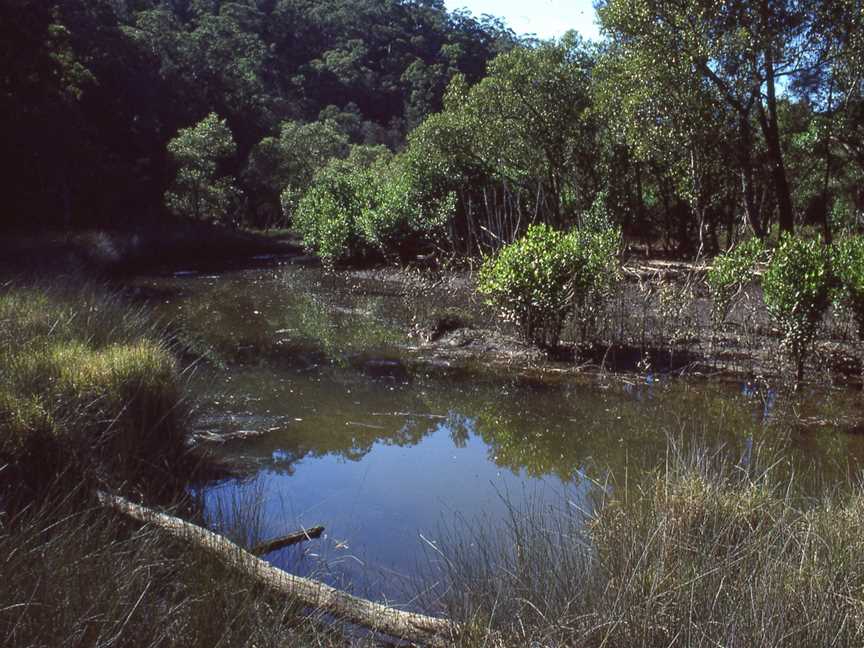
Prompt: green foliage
<box><xmin>404</xmin><ymin>39</ymin><xmax>602</xmax><ymax>250</ymax></box>
<box><xmin>596</xmin><ymin>0</ymin><xmax>864</xmax><ymax>237</ymax></box>
<box><xmin>247</xmin><ymin>120</ymin><xmax>349</xmax><ymax>227</ymax></box>
<box><xmin>403</xmin><ymin>78</ymin><xmax>484</xmax><ymax>206</ymax></box>
<box><xmin>762</xmin><ymin>235</ymin><xmax>832</xmax><ymax>379</ymax></box>
<box><xmin>165</xmin><ymin>113</ymin><xmax>242</xmax><ymax>225</ymax></box>
<box><xmin>477</xmin><ymin>221</ymin><xmax>621</xmax><ymax>348</ymax></box>
<box><xmin>574</xmin><ymin>192</ymin><xmax>624</xmax><ymax>335</ymax></box>
<box><xmin>707</xmin><ymin>238</ymin><xmax>768</xmax><ymax>323</ymax></box>
<box><xmin>831</xmin><ymin>234</ymin><xmax>864</xmax><ymax>339</ymax></box>
<box><xmin>294</xmin><ymin>153</ymin><xmax>454</xmax><ymax>265</ymax></box>
<box><xmin>6</xmin><ymin>0</ymin><xmax>863</xmax><ymax>262</ymax></box>
<box><xmin>357</xmin><ymin>163</ymin><xmax>454</xmax><ymax>261</ymax></box>
<box><xmin>1</xmin><ymin>0</ymin><xmax>515</xmax><ymax>231</ymax></box>
<box><xmin>468</xmin><ymin>39</ymin><xmax>598</xmax><ymax>217</ymax></box>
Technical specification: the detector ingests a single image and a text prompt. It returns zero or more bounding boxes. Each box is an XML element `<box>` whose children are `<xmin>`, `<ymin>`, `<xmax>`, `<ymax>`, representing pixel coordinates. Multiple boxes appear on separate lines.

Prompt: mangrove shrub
<box><xmin>293</xmin><ymin>154</ymin><xmax>454</xmax><ymax>265</ymax></box>
<box><xmin>706</xmin><ymin>238</ymin><xmax>767</xmax><ymax>324</ymax></box>
<box><xmin>478</xmin><ymin>222</ymin><xmax>621</xmax><ymax>348</ymax></box>
<box><xmin>832</xmin><ymin>234</ymin><xmax>864</xmax><ymax>340</ymax></box>
<box><xmin>762</xmin><ymin>234</ymin><xmax>832</xmax><ymax>381</ymax></box>
<box><xmin>293</xmin><ymin>159</ymin><xmax>372</xmax><ymax>264</ymax></box>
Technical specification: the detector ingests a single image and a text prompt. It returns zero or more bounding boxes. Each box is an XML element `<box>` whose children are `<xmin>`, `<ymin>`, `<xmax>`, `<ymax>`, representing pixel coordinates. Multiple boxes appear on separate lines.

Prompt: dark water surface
<box><xmin>137</xmin><ymin>265</ymin><xmax>864</xmax><ymax>608</ymax></box>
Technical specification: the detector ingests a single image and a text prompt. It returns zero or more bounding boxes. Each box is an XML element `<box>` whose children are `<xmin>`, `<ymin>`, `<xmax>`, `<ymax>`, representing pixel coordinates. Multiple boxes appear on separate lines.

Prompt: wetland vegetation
<box><xmin>3</xmin><ymin>0</ymin><xmax>864</xmax><ymax>646</ymax></box>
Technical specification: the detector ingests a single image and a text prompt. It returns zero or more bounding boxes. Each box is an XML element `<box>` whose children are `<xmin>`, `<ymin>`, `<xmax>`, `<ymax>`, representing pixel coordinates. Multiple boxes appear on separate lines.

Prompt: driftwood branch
<box><xmin>251</xmin><ymin>526</ymin><xmax>324</xmax><ymax>556</ymax></box>
<box><xmin>97</xmin><ymin>492</ymin><xmax>455</xmax><ymax>644</ymax></box>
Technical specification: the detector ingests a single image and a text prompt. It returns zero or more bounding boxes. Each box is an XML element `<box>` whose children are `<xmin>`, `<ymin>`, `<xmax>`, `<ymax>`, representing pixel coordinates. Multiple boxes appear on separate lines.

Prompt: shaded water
<box><xmin>138</xmin><ymin>265</ymin><xmax>864</xmax><ymax>607</ymax></box>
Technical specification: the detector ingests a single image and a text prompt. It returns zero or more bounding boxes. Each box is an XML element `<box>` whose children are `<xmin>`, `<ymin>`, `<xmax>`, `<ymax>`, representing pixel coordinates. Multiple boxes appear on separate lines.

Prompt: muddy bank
<box><xmin>293</xmin><ymin>262</ymin><xmax>863</xmax><ymax>388</ymax></box>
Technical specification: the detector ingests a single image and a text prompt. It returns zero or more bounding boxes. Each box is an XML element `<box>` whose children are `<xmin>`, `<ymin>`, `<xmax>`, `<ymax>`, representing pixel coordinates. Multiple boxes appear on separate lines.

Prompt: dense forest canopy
<box><xmin>1</xmin><ymin>0</ymin><xmax>862</xmax><ymax>256</ymax></box>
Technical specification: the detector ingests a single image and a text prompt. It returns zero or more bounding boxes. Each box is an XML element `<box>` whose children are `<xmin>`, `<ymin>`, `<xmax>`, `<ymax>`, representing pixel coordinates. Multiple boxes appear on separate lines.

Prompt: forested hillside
<box><xmin>0</xmin><ymin>0</ymin><xmax>516</xmax><ymax>228</ymax></box>
<box><xmin>2</xmin><ymin>0</ymin><xmax>862</xmax><ymax>258</ymax></box>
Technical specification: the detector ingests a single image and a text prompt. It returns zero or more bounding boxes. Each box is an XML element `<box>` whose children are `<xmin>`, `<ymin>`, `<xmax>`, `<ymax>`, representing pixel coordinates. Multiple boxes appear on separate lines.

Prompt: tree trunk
<box><xmin>251</xmin><ymin>526</ymin><xmax>324</xmax><ymax>556</ymax></box>
<box><xmin>738</xmin><ymin>118</ymin><xmax>765</xmax><ymax>238</ymax></box>
<box><xmin>635</xmin><ymin>159</ymin><xmax>647</xmax><ymax>246</ymax></box>
<box><xmin>758</xmin><ymin>27</ymin><xmax>794</xmax><ymax>234</ymax></box>
<box><xmin>820</xmin><ymin>80</ymin><xmax>836</xmax><ymax>244</ymax></box>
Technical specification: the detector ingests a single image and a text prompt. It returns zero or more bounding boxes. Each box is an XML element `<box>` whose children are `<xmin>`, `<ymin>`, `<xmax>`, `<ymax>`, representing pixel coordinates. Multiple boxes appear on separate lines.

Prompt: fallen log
<box><xmin>251</xmin><ymin>525</ymin><xmax>324</xmax><ymax>556</ymax></box>
<box><xmin>97</xmin><ymin>492</ymin><xmax>455</xmax><ymax>644</ymax></box>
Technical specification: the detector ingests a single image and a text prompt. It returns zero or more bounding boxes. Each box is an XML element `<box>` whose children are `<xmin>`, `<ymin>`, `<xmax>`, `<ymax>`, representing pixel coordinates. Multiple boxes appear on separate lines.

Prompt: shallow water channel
<box><xmin>137</xmin><ymin>263</ymin><xmax>864</xmax><ymax>609</ymax></box>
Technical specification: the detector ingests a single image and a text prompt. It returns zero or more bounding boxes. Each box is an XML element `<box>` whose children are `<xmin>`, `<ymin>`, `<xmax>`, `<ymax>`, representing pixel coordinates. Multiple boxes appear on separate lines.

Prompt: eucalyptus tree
<box><xmin>405</xmin><ymin>37</ymin><xmax>603</xmax><ymax>252</ymax></box>
<box><xmin>828</xmin><ymin>0</ymin><xmax>864</xmax><ymax>228</ymax></box>
<box><xmin>472</xmin><ymin>36</ymin><xmax>601</xmax><ymax>223</ymax></box>
<box><xmin>597</xmin><ymin>0</ymin><xmax>857</xmax><ymax>236</ymax></box>
<box><xmin>132</xmin><ymin>3</ymin><xmax>269</xmax><ymax>148</ymax></box>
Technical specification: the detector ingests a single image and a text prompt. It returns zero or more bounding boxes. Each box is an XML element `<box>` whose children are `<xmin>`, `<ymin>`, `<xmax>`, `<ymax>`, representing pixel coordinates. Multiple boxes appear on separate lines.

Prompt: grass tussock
<box><xmin>0</xmin><ymin>282</ymin><xmax>187</xmax><ymax>500</ymax></box>
<box><xmin>442</xmin><ymin>442</ymin><xmax>864</xmax><ymax>647</ymax></box>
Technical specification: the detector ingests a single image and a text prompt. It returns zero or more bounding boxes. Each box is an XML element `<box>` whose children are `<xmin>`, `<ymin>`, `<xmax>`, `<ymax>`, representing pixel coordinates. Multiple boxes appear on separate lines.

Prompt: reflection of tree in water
<box><xmin>197</xmin><ymin>345</ymin><xmax>864</xmax><ymax>494</ymax></box>
<box><xmin>439</xmin><ymin>380</ymin><xmax>844</xmax><ymax>486</ymax></box>
<box><xmin>223</xmin><ymin>376</ymin><xmax>864</xmax><ymax>494</ymax></box>
<box><xmin>418</xmin><ymin>381</ymin><xmax>605</xmax><ymax>481</ymax></box>
<box><xmin>228</xmin><ymin>411</ymin><xmax>442</xmax><ymax>477</ymax></box>
<box><xmin>442</xmin><ymin>412</ymin><xmax>474</xmax><ymax>448</ymax></box>
<box><xmin>473</xmin><ymin>405</ymin><xmax>588</xmax><ymax>482</ymax></box>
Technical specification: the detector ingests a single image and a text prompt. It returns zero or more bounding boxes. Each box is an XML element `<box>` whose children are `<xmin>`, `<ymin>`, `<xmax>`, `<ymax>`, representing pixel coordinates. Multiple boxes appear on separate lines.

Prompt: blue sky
<box><xmin>445</xmin><ymin>0</ymin><xmax>600</xmax><ymax>41</ymax></box>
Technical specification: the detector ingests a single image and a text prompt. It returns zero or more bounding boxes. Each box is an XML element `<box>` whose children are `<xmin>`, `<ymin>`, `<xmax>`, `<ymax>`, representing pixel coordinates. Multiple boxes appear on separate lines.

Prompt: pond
<box><xmin>136</xmin><ymin>263</ymin><xmax>864</xmax><ymax>610</ymax></box>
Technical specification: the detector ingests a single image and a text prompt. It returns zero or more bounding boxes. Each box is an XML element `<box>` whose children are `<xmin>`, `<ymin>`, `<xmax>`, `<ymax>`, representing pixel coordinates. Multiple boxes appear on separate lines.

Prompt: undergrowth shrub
<box><xmin>477</xmin><ymin>222</ymin><xmax>620</xmax><ymax>348</ymax></box>
<box><xmin>0</xmin><ymin>283</ymin><xmax>186</xmax><ymax>502</ymax></box>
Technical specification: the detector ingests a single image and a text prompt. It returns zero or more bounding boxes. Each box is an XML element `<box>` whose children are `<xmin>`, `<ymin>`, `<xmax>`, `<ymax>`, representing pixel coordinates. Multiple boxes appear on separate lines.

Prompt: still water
<box><xmin>137</xmin><ymin>264</ymin><xmax>864</xmax><ymax>607</ymax></box>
